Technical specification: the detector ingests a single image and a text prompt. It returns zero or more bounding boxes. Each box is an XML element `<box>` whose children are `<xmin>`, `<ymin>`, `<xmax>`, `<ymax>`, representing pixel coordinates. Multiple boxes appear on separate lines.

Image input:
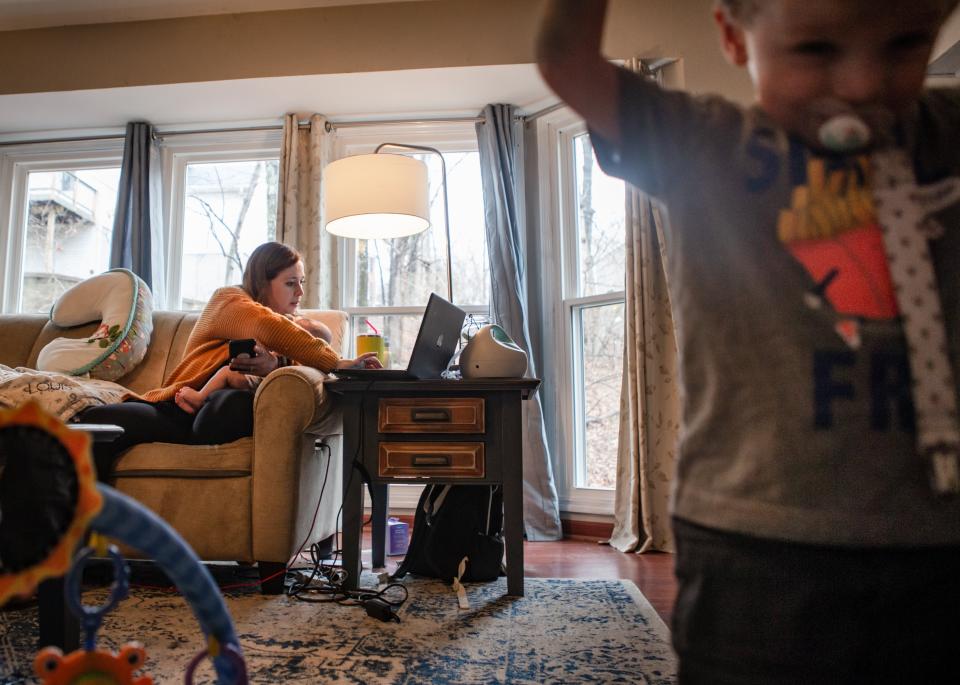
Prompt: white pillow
<box><xmin>36</xmin><ymin>269</ymin><xmax>154</xmax><ymax>381</ymax></box>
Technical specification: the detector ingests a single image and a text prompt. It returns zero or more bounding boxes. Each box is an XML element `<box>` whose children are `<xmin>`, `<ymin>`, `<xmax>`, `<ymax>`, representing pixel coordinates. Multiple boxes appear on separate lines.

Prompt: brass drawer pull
<box><xmin>412</xmin><ymin>454</ymin><xmax>452</xmax><ymax>467</ymax></box>
<box><xmin>411</xmin><ymin>408</ymin><xmax>451</xmax><ymax>422</ymax></box>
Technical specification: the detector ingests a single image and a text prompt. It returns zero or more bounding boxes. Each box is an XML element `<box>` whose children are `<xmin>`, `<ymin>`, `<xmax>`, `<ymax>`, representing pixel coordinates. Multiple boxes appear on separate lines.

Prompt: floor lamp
<box><xmin>323</xmin><ymin>143</ymin><xmax>454</xmax><ymax>303</ymax></box>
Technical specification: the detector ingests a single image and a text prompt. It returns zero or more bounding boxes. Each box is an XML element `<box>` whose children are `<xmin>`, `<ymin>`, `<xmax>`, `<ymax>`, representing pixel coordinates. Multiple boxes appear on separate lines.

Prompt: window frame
<box><xmin>160</xmin><ymin>129</ymin><xmax>282</xmax><ymax>310</ymax></box>
<box><xmin>0</xmin><ymin>138</ymin><xmax>125</xmax><ymax>313</ymax></box>
<box><xmin>537</xmin><ymin>109</ymin><xmax>624</xmax><ymax>515</ymax></box>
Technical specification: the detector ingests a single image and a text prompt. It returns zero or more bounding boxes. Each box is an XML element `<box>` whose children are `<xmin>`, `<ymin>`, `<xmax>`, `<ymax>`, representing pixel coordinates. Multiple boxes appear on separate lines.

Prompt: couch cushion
<box><xmin>117</xmin><ymin>311</ymin><xmax>199</xmax><ymax>396</ymax></box>
<box><xmin>111</xmin><ymin>437</ymin><xmax>252</xmax><ymax>478</ymax></box>
<box><xmin>0</xmin><ymin>316</ymin><xmax>49</xmax><ymax>368</ymax></box>
<box><xmin>36</xmin><ymin>269</ymin><xmax>153</xmax><ymax>381</ymax></box>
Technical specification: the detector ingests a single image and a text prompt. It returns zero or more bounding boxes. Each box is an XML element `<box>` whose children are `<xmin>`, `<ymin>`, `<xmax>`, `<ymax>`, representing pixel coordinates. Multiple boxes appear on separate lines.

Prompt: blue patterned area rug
<box><xmin>1</xmin><ymin>575</ymin><xmax>676</xmax><ymax>684</ymax></box>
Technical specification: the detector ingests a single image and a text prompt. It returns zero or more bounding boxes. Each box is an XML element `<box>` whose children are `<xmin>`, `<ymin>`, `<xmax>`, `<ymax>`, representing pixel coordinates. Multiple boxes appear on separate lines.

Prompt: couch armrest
<box><xmin>250</xmin><ymin>366</ymin><xmax>340</xmax><ymax>562</ymax></box>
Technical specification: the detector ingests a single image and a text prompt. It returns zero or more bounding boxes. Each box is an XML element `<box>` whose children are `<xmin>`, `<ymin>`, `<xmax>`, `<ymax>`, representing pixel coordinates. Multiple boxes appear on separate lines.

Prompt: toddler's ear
<box><xmin>713</xmin><ymin>6</ymin><xmax>749</xmax><ymax>67</ymax></box>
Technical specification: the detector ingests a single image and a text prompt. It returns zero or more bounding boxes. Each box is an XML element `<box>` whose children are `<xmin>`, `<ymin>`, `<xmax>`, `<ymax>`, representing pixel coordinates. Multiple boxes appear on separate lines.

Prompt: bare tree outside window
<box><xmin>352</xmin><ymin>150</ymin><xmax>489</xmax><ymax>365</ymax></box>
<box><xmin>572</xmin><ymin>134</ymin><xmax>626</xmax><ymax>490</ymax></box>
<box><xmin>179</xmin><ymin>159</ymin><xmax>279</xmax><ymax>310</ymax></box>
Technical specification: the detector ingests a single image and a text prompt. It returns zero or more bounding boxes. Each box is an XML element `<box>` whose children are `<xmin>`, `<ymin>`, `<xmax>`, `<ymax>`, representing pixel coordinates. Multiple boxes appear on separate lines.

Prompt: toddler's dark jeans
<box><xmin>672</xmin><ymin>517</ymin><xmax>960</xmax><ymax>685</ymax></box>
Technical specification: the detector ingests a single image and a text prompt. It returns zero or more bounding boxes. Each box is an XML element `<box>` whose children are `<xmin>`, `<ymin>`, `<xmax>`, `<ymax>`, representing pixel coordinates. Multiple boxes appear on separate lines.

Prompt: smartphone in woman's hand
<box><xmin>228</xmin><ymin>339</ymin><xmax>257</xmax><ymax>358</ymax></box>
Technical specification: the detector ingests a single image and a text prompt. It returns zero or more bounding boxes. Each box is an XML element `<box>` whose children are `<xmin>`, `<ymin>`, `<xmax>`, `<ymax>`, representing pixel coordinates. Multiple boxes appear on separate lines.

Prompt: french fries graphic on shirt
<box><xmin>777</xmin><ymin>157</ymin><xmax>899</xmax><ymax>347</ymax></box>
<box><xmin>777</xmin><ymin>158</ymin><xmax>875</xmax><ymax>242</ymax></box>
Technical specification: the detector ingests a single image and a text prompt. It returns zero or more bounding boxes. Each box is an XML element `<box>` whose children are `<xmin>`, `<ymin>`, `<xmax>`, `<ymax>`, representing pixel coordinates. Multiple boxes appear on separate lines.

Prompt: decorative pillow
<box><xmin>36</xmin><ymin>269</ymin><xmax>153</xmax><ymax>381</ymax></box>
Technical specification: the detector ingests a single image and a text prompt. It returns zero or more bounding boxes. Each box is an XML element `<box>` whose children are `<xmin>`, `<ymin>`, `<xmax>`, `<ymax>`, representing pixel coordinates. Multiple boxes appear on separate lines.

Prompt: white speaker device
<box><xmin>459</xmin><ymin>324</ymin><xmax>528</xmax><ymax>378</ymax></box>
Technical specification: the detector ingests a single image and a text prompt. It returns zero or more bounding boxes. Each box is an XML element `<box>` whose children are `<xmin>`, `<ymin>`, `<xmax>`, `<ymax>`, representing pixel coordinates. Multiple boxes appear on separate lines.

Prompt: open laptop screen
<box><xmin>337</xmin><ymin>293</ymin><xmax>466</xmax><ymax>380</ymax></box>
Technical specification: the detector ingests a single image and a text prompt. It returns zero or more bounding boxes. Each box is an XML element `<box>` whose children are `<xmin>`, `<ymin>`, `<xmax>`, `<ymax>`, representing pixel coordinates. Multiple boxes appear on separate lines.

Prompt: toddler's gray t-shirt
<box><xmin>592</xmin><ymin>70</ymin><xmax>960</xmax><ymax>546</ymax></box>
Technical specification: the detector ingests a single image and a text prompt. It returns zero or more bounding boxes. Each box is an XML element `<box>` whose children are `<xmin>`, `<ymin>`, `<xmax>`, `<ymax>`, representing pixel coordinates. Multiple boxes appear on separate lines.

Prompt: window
<box><xmin>21</xmin><ymin>169</ymin><xmax>120</xmax><ymax>312</ymax></box>
<box><xmin>334</xmin><ymin>122</ymin><xmax>490</xmax><ymax>511</ymax></box>
<box><xmin>162</xmin><ymin>130</ymin><xmax>281</xmax><ymax>310</ymax></box>
<box><xmin>178</xmin><ymin>159</ymin><xmax>279</xmax><ymax>310</ymax></box>
<box><xmin>335</xmin><ymin>123</ymin><xmax>490</xmax><ymax>367</ymax></box>
<box><xmin>538</xmin><ymin>113</ymin><xmax>626</xmax><ymax>513</ymax></box>
<box><xmin>570</xmin><ymin>134</ymin><xmax>626</xmax><ymax>490</ymax></box>
<box><xmin>0</xmin><ymin>140</ymin><xmax>124</xmax><ymax>313</ymax></box>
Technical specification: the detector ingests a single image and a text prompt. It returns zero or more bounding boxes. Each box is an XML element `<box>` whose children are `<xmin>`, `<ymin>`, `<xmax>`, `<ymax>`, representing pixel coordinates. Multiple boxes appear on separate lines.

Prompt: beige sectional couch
<box><xmin>0</xmin><ymin>308</ymin><xmax>347</xmax><ymax>592</ymax></box>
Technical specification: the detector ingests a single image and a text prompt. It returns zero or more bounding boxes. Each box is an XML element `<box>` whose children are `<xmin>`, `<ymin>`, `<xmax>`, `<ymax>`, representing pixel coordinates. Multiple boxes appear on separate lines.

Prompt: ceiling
<box><xmin>0</xmin><ymin>0</ymin><xmax>409</xmax><ymax>31</ymax></box>
<box><xmin>0</xmin><ymin>0</ymin><xmax>554</xmax><ymax>140</ymax></box>
<box><xmin>0</xmin><ymin>64</ymin><xmax>555</xmax><ymax>140</ymax></box>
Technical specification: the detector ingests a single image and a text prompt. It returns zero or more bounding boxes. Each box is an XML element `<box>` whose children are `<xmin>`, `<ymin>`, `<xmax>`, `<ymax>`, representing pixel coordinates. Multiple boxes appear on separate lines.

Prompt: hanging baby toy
<box><xmin>0</xmin><ymin>401</ymin><xmax>248</xmax><ymax>684</ymax></box>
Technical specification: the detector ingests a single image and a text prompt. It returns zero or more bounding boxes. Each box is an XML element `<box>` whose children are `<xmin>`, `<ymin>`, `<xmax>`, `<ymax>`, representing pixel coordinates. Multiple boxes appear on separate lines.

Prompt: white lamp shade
<box><xmin>323</xmin><ymin>153</ymin><xmax>430</xmax><ymax>239</ymax></box>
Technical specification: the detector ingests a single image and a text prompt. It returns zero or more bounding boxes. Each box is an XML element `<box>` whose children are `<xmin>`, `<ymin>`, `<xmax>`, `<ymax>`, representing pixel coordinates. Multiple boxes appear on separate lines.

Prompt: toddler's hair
<box><xmin>716</xmin><ymin>0</ymin><xmax>959</xmax><ymax>25</ymax></box>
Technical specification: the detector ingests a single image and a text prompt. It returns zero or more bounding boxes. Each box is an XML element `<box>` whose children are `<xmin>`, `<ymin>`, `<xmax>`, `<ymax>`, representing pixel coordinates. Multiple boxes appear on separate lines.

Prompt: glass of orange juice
<box><xmin>355</xmin><ymin>333</ymin><xmax>385</xmax><ymax>363</ymax></box>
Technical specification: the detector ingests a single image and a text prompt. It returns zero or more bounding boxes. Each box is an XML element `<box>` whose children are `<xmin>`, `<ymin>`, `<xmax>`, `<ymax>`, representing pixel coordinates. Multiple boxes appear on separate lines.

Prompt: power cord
<box><xmin>286</xmin><ymin>383</ymin><xmax>408</xmax><ymax>622</ymax></box>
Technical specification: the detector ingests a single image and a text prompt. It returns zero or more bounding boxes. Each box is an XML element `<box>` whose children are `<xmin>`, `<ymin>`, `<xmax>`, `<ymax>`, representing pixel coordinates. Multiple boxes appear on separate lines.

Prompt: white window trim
<box><xmin>537</xmin><ymin>107</ymin><xmax>620</xmax><ymax>516</ymax></box>
<box><xmin>0</xmin><ymin>138</ymin><xmax>125</xmax><ymax>313</ymax></box>
<box><xmin>160</xmin><ymin>129</ymin><xmax>282</xmax><ymax>310</ymax></box>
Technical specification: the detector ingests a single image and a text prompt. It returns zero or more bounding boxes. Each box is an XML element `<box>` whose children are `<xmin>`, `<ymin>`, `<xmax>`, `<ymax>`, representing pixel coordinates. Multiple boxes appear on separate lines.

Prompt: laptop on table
<box><xmin>335</xmin><ymin>293</ymin><xmax>466</xmax><ymax>380</ymax></box>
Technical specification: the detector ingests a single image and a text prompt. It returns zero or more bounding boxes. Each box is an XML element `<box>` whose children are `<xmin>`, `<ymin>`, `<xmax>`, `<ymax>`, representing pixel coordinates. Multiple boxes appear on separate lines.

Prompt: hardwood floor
<box><xmin>361</xmin><ymin>534</ymin><xmax>678</xmax><ymax>627</ymax></box>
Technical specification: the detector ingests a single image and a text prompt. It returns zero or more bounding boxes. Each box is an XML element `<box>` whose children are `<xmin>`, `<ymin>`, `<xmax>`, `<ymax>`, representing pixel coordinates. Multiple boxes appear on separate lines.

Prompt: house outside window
<box><xmin>537</xmin><ymin>111</ymin><xmax>626</xmax><ymax>515</ymax></box>
<box><xmin>0</xmin><ymin>139</ymin><xmax>124</xmax><ymax>313</ymax></box>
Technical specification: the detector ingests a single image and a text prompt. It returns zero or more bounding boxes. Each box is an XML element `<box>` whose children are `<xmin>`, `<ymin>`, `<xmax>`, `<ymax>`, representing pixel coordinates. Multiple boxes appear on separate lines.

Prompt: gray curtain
<box><xmin>476</xmin><ymin>103</ymin><xmax>563</xmax><ymax>541</ymax></box>
<box><xmin>110</xmin><ymin>121</ymin><xmax>164</xmax><ymax>300</ymax></box>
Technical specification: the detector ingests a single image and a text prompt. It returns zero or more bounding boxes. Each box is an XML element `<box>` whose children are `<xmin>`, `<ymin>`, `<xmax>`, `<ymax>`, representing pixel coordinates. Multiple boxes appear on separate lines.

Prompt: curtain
<box><xmin>277</xmin><ymin>113</ymin><xmax>338</xmax><ymax>309</ymax></box>
<box><xmin>476</xmin><ymin>104</ymin><xmax>563</xmax><ymax>541</ymax></box>
<box><xmin>608</xmin><ymin>184</ymin><xmax>681</xmax><ymax>553</ymax></box>
<box><xmin>110</xmin><ymin>121</ymin><xmax>165</xmax><ymax>303</ymax></box>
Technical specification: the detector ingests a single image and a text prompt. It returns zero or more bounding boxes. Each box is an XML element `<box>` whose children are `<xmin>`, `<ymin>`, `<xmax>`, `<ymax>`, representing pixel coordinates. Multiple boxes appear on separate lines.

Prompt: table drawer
<box><xmin>378</xmin><ymin>442</ymin><xmax>485</xmax><ymax>478</ymax></box>
<box><xmin>378</xmin><ymin>398</ymin><xmax>484</xmax><ymax>433</ymax></box>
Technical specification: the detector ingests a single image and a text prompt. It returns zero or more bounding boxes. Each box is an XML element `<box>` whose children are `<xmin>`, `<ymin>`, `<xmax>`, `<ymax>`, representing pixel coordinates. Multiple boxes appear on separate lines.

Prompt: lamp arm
<box><xmin>374</xmin><ymin>143</ymin><xmax>453</xmax><ymax>303</ymax></box>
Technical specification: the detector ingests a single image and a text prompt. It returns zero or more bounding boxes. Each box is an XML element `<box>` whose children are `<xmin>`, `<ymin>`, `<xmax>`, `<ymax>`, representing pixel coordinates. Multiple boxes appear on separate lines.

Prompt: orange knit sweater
<box><xmin>140</xmin><ymin>287</ymin><xmax>341</xmax><ymax>402</ymax></box>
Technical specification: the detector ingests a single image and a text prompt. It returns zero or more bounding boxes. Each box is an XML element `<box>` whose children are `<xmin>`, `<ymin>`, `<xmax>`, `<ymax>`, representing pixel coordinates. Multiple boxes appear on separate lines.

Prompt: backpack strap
<box><xmin>451</xmin><ymin>557</ymin><xmax>470</xmax><ymax>609</ymax></box>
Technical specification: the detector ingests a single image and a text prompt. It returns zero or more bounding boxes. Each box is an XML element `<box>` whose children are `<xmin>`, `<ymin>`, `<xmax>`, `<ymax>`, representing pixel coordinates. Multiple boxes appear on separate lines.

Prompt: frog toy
<box><xmin>34</xmin><ymin>643</ymin><xmax>152</xmax><ymax>685</ymax></box>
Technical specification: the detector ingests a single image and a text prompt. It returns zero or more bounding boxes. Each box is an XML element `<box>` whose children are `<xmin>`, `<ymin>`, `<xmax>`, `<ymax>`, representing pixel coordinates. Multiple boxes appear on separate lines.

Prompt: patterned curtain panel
<box><xmin>476</xmin><ymin>104</ymin><xmax>563</xmax><ymax>541</ymax></box>
<box><xmin>608</xmin><ymin>58</ymin><xmax>681</xmax><ymax>554</ymax></box>
<box><xmin>277</xmin><ymin>113</ymin><xmax>338</xmax><ymax>309</ymax></box>
<box><xmin>110</xmin><ymin>121</ymin><xmax>165</xmax><ymax>304</ymax></box>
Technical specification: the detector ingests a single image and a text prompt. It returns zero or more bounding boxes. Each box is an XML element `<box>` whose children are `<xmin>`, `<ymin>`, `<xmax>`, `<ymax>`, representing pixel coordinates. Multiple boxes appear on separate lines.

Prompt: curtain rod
<box><xmin>0</xmin><ymin>105</ymin><xmax>568</xmax><ymax>148</ymax></box>
<box><xmin>0</xmin><ymin>114</ymin><xmax>493</xmax><ymax>147</ymax></box>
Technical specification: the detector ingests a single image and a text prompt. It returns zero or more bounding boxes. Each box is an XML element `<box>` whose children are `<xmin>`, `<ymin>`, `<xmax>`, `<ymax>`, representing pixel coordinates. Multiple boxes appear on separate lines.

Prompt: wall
<box><xmin>0</xmin><ymin>0</ymin><xmax>754</xmax><ymax>105</ymax></box>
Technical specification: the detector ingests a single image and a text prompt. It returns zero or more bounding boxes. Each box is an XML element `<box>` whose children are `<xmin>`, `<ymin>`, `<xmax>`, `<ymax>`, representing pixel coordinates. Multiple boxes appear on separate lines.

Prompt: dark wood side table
<box><xmin>327</xmin><ymin>377</ymin><xmax>540</xmax><ymax>597</ymax></box>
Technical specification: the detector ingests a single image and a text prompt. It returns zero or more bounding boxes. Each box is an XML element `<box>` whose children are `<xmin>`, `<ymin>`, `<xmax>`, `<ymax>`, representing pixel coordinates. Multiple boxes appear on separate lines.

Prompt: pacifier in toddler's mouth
<box><xmin>817</xmin><ymin>114</ymin><xmax>872</xmax><ymax>153</ymax></box>
<box><xmin>797</xmin><ymin>99</ymin><xmax>895</xmax><ymax>154</ymax></box>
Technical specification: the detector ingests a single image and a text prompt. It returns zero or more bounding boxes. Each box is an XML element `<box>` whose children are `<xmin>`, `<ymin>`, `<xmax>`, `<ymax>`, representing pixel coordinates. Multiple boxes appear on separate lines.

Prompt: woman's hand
<box><xmin>229</xmin><ymin>343</ymin><xmax>279</xmax><ymax>377</ymax></box>
<box><xmin>335</xmin><ymin>352</ymin><xmax>383</xmax><ymax>370</ymax></box>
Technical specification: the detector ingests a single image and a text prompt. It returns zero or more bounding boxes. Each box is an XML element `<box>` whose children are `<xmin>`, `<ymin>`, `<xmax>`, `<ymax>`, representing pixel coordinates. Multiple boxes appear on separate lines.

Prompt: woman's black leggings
<box><xmin>78</xmin><ymin>389</ymin><xmax>255</xmax><ymax>480</ymax></box>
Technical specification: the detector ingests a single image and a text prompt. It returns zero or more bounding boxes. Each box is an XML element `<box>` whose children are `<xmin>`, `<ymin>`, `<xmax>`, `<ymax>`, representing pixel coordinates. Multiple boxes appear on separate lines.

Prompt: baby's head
<box><xmin>294</xmin><ymin>316</ymin><xmax>333</xmax><ymax>344</ymax></box>
<box><xmin>714</xmin><ymin>0</ymin><xmax>958</xmax><ymax>149</ymax></box>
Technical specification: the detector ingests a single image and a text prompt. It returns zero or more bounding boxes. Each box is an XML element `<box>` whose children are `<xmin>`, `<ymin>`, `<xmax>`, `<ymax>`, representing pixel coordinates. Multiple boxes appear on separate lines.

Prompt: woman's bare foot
<box><xmin>174</xmin><ymin>387</ymin><xmax>204</xmax><ymax>414</ymax></box>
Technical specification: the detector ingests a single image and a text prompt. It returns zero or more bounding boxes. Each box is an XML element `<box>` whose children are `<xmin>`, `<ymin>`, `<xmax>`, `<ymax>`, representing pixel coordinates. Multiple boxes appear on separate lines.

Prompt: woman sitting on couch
<box><xmin>80</xmin><ymin>241</ymin><xmax>380</xmax><ymax>479</ymax></box>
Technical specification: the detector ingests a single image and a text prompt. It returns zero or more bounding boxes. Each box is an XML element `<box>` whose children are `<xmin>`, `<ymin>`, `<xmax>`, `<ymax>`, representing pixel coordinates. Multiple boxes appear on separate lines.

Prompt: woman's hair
<box><xmin>241</xmin><ymin>241</ymin><xmax>301</xmax><ymax>306</ymax></box>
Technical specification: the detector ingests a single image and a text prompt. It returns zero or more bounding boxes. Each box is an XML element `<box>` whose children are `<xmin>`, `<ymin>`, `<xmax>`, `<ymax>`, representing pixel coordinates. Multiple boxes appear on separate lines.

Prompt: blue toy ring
<box><xmin>65</xmin><ymin>544</ymin><xmax>129</xmax><ymax>650</ymax></box>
